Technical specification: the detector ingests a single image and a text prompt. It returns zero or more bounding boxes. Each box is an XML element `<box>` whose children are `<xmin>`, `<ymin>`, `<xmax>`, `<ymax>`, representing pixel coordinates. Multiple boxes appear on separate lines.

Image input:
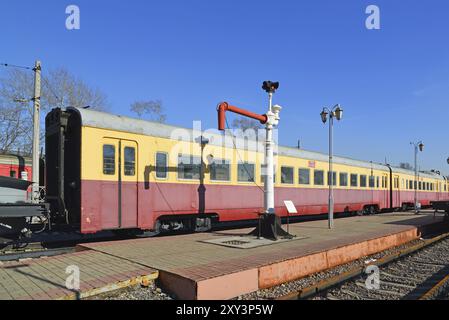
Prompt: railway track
<box><xmin>0</xmin><ymin>247</ymin><xmax>75</xmax><ymax>262</ymax></box>
<box><xmin>0</xmin><ymin>229</ymin><xmax>124</xmax><ymax>262</ymax></box>
<box><xmin>276</xmin><ymin>232</ymin><xmax>449</xmax><ymax>300</ymax></box>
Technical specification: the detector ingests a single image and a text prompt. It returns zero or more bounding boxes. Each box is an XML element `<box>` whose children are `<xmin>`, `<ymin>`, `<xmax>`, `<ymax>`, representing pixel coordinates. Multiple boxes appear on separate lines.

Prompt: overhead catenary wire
<box><xmin>225</xmin><ymin>117</ymin><xmax>265</xmax><ymax>193</ymax></box>
<box><xmin>1</xmin><ymin>62</ymin><xmax>63</xmax><ymax>106</ymax></box>
<box><xmin>0</xmin><ymin>62</ymin><xmax>32</xmax><ymax>70</ymax></box>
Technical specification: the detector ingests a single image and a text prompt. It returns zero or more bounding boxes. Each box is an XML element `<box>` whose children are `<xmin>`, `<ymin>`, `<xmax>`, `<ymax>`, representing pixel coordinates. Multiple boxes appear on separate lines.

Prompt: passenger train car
<box><xmin>45</xmin><ymin>107</ymin><xmax>449</xmax><ymax>235</ymax></box>
<box><xmin>0</xmin><ymin>153</ymin><xmax>32</xmax><ymax>181</ymax></box>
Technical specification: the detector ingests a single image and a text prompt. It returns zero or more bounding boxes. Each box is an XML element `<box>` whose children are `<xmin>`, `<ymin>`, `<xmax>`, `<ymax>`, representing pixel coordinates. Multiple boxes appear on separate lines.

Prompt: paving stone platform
<box><xmin>0</xmin><ymin>250</ymin><xmax>157</xmax><ymax>300</ymax></box>
<box><xmin>77</xmin><ymin>212</ymin><xmax>449</xmax><ymax>300</ymax></box>
<box><xmin>1</xmin><ymin>212</ymin><xmax>447</xmax><ymax>300</ymax></box>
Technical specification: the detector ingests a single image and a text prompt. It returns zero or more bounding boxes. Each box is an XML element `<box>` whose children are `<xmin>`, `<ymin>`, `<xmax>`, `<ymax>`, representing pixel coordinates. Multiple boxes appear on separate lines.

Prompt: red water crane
<box><xmin>215</xmin><ymin>81</ymin><xmax>293</xmax><ymax>241</ymax></box>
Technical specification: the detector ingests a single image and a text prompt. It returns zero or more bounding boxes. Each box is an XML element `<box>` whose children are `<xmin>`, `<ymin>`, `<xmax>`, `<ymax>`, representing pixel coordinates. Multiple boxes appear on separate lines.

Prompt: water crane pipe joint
<box><xmin>217</xmin><ymin>102</ymin><xmax>268</xmax><ymax>131</ymax></box>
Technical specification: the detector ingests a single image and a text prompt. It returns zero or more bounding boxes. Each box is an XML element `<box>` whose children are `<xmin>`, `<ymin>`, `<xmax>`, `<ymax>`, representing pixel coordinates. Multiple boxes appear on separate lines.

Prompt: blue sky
<box><xmin>1</xmin><ymin>0</ymin><xmax>449</xmax><ymax>174</ymax></box>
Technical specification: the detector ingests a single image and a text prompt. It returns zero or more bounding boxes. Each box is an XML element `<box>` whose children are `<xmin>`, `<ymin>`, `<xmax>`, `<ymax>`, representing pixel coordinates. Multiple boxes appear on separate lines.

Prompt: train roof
<box><xmin>67</xmin><ymin>107</ymin><xmax>445</xmax><ymax>181</ymax></box>
<box><xmin>0</xmin><ymin>153</ymin><xmax>32</xmax><ymax>166</ymax></box>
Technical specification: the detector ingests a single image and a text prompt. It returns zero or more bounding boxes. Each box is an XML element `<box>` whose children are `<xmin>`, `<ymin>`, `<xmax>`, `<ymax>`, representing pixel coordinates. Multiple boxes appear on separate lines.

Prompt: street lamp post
<box><xmin>410</xmin><ymin>141</ymin><xmax>424</xmax><ymax>214</ymax></box>
<box><xmin>320</xmin><ymin>105</ymin><xmax>343</xmax><ymax>229</ymax></box>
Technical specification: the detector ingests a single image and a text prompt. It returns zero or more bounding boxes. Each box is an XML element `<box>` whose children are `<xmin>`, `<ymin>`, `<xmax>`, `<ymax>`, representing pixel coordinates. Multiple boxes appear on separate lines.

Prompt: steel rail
<box><xmin>0</xmin><ymin>247</ymin><xmax>75</xmax><ymax>262</ymax></box>
<box><xmin>276</xmin><ymin>231</ymin><xmax>449</xmax><ymax>300</ymax></box>
<box><xmin>419</xmin><ymin>273</ymin><xmax>449</xmax><ymax>300</ymax></box>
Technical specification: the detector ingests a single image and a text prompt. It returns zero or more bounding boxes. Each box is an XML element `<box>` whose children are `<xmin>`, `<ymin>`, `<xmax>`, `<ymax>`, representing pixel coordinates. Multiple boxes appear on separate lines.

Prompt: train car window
<box><xmin>327</xmin><ymin>171</ymin><xmax>337</xmax><ymax>186</ymax></box>
<box><xmin>260</xmin><ymin>165</ymin><xmax>276</xmax><ymax>183</ymax></box>
<box><xmin>350</xmin><ymin>174</ymin><xmax>358</xmax><ymax>187</ymax></box>
<box><xmin>377</xmin><ymin>176</ymin><xmax>380</xmax><ymax>188</ymax></box>
<box><xmin>299</xmin><ymin>168</ymin><xmax>310</xmax><ymax>185</ymax></box>
<box><xmin>124</xmin><ymin>147</ymin><xmax>136</xmax><ymax>176</ymax></box>
<box><xmin>339</xmin><ymin>173</ymin><xmax>348</xmax><ymax>187</ymax></box>
<box><xmin>178</xmin><ymin>154</ymin><xmax>201</xmax><ymax>180</ymax></box>
<box><xmin>103</xmin><ymin>145</ymin><xmax>116</xmax><ymax>175</ymax></box>
<box><xmin>314</xmin><ymin>170</ymin><xmax>324</xmax><ymax>186</ymax></box>
<box><xmin>418</xmin><ymin>182</ymin><xmax>422</xmax><ymax>190</ymax></box>
<box><xmin>238</xmin><ymin>163</ymin><xmax>255</xmax><ymax>182</ymax></box>
<box><xmin>155</xmin><ymin>152</ymin><xmax>168</xmax><ymax>179</ymax></box>
<box><xmin>281</xmin><ymin>166</ymin><xmax>294</xmax><ymax>184</ymax></box>
<box><xmin>369</xmin><ymin>176</ymin><xmax>375</xmax><ymax>188</ymax></box>
<box><xmin>360</xmin><ymin>175</ymin><xmax>367</xmax><ymax>188</ymax></box>
<box><xmin>210</xmin><ymin>159</ymin><xmax>230</xmax><ymax>181</ymax></box>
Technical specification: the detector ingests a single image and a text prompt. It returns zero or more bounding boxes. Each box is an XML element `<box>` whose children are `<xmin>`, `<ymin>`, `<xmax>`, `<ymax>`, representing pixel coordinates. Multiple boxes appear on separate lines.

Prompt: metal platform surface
<box><xmin>75</xmin><ymin>211</ymin><xmax>449</xmax><ymax>300</ymax></box>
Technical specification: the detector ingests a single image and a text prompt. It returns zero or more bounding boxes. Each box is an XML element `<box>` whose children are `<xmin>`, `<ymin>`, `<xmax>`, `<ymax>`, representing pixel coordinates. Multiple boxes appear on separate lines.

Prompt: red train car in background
<box><xmin>0</xmin><ymin>153</ymin><xmax>33</xmax><ymax>181</ymax></box>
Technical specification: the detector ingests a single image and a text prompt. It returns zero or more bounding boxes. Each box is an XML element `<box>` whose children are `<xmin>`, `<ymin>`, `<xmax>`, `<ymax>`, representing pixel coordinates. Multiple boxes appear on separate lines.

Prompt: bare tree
<box><xmin>232</xmin><ymin>118</ymin><xmax>263</xmax><ymax>131</ymax></box>
<box><xmin>43</xmin><ymin>68</ymin><xmax>108</xmax><ymax>110</ymax></box>
<box><xmin>0</xmin><ymin>67</ymin><xmax>108</xmax><ymax>153</ymax></box>
<box><xmin>0</xmin><ymin>104</ymin><xmax>30</xmax><ymax>153</ymax></box>
<box><xmin>130</xmin><ymin>100</ymin><xmax>166</xmax><ymax>123</ymax></box>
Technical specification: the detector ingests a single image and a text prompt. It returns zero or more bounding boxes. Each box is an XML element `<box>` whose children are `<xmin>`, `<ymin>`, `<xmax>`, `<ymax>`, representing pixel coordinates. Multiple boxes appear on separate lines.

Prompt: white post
<box><xmin>32</xmin><ymin>60</ymin><xmax>41</xmax><ymax>203</ymax></box>
<box><xmin>414</xmin><ymin>144</ymin><xmax>419</xmax><ymax>213</ymax></box>
<box><xmin>328</xmin><ymin>114</ymin><xmax>334</xmax><ymax>229</ymax></box>
<box><xmin>264</xmin><ymin>92</ymin><xmax>275</xmax><ymax>214</ymax></box>
<box><xmin>263</xmin><ymin>92</ymin><xmax>282</xmax><ymax>216</ymax></box>
<box><xmin>265</xmin><ymin>121</ymin><xmax>275</xmax><ymax>214</ymax></box>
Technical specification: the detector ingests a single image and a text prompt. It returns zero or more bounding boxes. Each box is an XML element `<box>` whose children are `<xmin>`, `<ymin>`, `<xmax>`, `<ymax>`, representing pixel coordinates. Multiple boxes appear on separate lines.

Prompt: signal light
<box><xmin>262</xmin><ymin>81</ymin><xmax>279</xmax><ymax>93</ymax></box>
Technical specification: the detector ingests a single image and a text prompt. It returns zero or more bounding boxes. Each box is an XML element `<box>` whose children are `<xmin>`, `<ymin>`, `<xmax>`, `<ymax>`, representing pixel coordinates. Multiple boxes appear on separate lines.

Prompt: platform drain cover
<box><xmin>200</xmin><ymin>235</ymin><xmax>307</xmax><ymax>249</ymax></box>
<box><xmin>222</xmin><ymin>240</ymin><xmax>250</xmax><ymax>246</ymax></box>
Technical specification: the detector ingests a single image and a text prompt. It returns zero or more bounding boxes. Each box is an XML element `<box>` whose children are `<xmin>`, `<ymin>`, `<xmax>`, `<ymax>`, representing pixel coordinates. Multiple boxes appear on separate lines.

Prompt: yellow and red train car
<box><xmin>45</xmin><ymin>107</ymin><xmax>449</xmax><ymax>234</ymax></box>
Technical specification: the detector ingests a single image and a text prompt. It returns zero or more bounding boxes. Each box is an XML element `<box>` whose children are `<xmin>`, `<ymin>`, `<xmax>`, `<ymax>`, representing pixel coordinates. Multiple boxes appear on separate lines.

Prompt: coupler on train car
<box><xmin>249</xmin><ymin>213</ymin><xmax>294</xmax><ymax>241</ymax></box>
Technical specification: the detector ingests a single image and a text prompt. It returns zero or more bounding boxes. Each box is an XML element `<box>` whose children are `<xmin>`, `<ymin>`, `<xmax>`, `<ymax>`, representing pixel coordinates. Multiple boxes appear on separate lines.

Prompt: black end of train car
<box><xmin>45</xmin><ymin>108</ymin><xmax>82</xmax><ymax>227</ymax></box>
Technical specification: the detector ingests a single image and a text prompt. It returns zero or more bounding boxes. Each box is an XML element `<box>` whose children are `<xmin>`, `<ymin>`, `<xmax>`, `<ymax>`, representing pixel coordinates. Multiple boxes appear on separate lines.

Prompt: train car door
<box><xmin>382</xmin><ymin>173</ymin><xmax>389</xmax><ymax>209</ymax></box>
<box><xmin>100</xmin><ymin>138</ymin><xmax>138</xmax><ymax>230</ymax></box>
<box><xmin>120</xmin><ymin>140</ymin><xmax>138</xmax><ymax>228</ymax></box>
<box><xmin>101</xmin><ymin>138</ymin><xmax>120</xmax><ymax>229</ymax></box>
<box><xmin>436</xmin><ymin>181</ymin><xmax>440</xmax><ymax>201</ymax></box>
<box><xmin>393</xmin><ymin>175</ymin><xmax>400</xmax><ymax>208</ymax></box>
